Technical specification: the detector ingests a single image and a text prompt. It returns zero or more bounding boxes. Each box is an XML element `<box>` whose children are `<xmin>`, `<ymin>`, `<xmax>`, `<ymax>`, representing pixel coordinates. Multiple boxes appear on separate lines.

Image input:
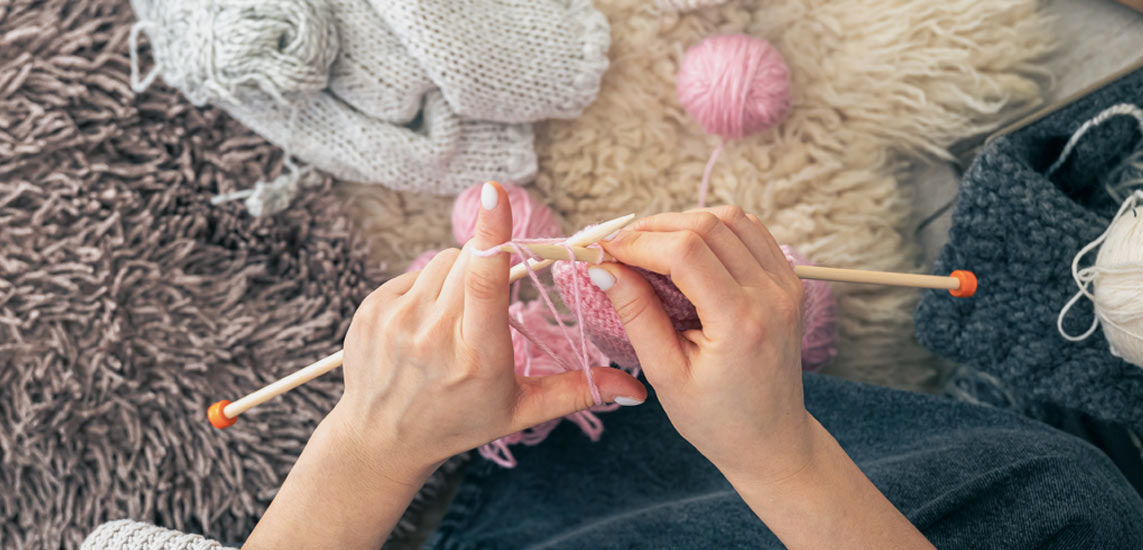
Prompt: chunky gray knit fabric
<box><xmin>82</xmin><ymin>521</ymin><xmax>231</xmax><ymax>550</ymax></box>
<box><xmin>916</xmin><ymin>67</ymin><xmax>1143</xmax><ymax>429</ymax></box>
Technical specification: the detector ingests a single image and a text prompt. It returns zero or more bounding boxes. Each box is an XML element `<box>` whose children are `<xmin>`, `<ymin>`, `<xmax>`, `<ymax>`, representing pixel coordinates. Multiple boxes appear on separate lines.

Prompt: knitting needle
<box><xmin>207</xmin><ymin>213</ymin><xmax>637</xmax><ymax>429</ymax></box>
<box><xmin>793</xmin><ymin>265</ymin><xmax>977</xmax><ymax>297</ymax></box>
<box><xmin>494</xmin><ymin>245</ymin><xmax>977</xmax><ymax>298</ymax></box>
<box><xmin>499</xmin><ymin>243</ymin><xmax>613</xmax><ymax>263</ymax></box>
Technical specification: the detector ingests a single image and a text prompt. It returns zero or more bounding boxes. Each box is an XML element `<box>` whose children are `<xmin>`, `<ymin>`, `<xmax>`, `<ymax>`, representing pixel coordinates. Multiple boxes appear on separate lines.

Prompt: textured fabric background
<box><xmin>343</xmin><ymin>0</ymin><xmax>1055</xmax><ymax>392</ymax></box>
<box><xmin>917</xmin><ymin>68</ymin><xmax>1143</xmax><ymax>429</ymax></box>
<box><xmin>0</xmin><ymin>1</ymin><xmax>458</xmax><ymax>548</ymax></box>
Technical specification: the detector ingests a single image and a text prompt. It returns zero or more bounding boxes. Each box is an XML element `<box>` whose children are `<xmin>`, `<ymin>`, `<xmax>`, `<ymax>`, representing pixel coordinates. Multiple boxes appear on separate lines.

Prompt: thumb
<box><xmin>511</xmin><ymin>367</ymin><xmax>647</xmax><ymax>431</ymax></box>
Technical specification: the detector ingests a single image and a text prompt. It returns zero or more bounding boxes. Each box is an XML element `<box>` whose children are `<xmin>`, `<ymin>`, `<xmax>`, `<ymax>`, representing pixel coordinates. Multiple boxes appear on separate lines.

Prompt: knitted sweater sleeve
<box><xmin>82</xmin><ymin>520</ymin><xmax>236</xmax><ymax>550</ymax></box>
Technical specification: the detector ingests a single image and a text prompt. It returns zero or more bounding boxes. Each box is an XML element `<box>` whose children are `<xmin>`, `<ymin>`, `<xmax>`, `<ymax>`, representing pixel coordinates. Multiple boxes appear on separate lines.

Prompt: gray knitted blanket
<box><xmin>0</xmin><ymin>1</ymin><xmax>459</xmax><ymax>548</ymax></box>
<box><xmin>916</xmin><ymin>67</ymin><xmax>1143</xmax><ymax>429</ymax></box>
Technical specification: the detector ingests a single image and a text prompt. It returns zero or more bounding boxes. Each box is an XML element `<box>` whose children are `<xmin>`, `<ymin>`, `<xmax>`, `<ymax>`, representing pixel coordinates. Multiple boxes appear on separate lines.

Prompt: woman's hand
<box><xmin>592</xmin><ymin>206</ymin><xmax>933</xmax><ymax>549</ymax></box>
<box><xmin>245</xmin><ymin>182</ymin><xmax>645</xmax><ymax>550</ymax></box>
<box><xmin>592</xmin><ymin>206</ymin><xmax>812</xmax><ymax>481</ymax></box>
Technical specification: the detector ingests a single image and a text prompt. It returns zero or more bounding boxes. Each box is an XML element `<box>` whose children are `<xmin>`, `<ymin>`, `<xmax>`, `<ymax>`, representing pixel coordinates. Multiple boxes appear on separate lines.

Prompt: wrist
<box><xmin>323</xmin><ymin>404</ymin><xmax>440</xmax><ymax>489</ymax></box>
<box><xmin>714</xmin><ymin>410</ymin><xmax>822</xmax><ymax>488</ymax></box>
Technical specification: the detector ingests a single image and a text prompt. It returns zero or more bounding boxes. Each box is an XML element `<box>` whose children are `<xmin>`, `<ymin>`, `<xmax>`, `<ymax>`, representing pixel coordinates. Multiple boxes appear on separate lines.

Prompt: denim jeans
<box><xmin>427</xmin><ymin>373</ymin><xmax>1143</xmax><ymax>549</ymax></box>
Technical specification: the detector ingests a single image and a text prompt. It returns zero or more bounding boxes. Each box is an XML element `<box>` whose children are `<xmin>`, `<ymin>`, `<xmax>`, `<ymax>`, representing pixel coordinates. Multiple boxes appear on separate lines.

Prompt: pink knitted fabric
<box><xmin>480</xmin><ymin>300</ymin><xmax>618</xmax><ymax>468</ymax></box>
<box><xmin>552</xmin><ymin>245</ymin><xmax>838</xmax><ymax>371</ymax></box>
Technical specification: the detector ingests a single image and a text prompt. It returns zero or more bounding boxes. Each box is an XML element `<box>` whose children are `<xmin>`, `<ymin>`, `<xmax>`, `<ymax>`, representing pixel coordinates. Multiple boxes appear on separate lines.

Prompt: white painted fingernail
<box><xmin>604</xmin><ymin>230</ymin><xmax>619</xmax><ymax>241</ymax></box>
<box><xmin>588</xmin><ymin>267</ymin><xmax>614</xmax><ymax>291</ymax></box>
<box><xmin>614</xmin><ymin>396</ymin><xmax>644</xmax><ymax>406</ymax></box>
<box><xmin>480</xmin><ymin>182</ymin><xmax>498</xmax><ymax>210</ymax></box>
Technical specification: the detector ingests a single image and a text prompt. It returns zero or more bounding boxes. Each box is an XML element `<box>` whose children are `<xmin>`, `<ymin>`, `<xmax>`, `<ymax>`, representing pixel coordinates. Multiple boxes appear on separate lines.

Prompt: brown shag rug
<box><xmin>0</xmin><ymin>1</ymin><xmax>460</xmax><ymax>548</ymax></box>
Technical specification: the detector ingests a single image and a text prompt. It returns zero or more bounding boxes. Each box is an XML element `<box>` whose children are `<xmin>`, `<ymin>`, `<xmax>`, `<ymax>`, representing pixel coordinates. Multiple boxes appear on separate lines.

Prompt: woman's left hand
<box><xmin>244</xmin><ymin>182</ymin><xmax>645</xmax><ymax>550</ymax></box>
<box><xmin>333</xmin><ymin>181</ymin><xmax>646</xmax><ymax>482</ymax></box>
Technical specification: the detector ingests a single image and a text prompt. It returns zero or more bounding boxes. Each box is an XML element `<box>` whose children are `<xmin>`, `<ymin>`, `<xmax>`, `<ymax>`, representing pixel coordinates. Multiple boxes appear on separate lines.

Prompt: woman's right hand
<box><xmin>593</xmin><ymin>206</ymin><xmax>933</xmax><ymax>549</ymax></box>
<box><xmin>592</xmin><ymin>205</ymin><xmax>815</xmax><ymax>483</ymax></box>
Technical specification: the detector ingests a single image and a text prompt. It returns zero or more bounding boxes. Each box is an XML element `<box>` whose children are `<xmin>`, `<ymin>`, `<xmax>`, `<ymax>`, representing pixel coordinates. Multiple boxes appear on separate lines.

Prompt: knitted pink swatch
<box><xmin>551</xmin><ymin>245</ymin><xmax>838</xmax><ymax>371</ymax></box>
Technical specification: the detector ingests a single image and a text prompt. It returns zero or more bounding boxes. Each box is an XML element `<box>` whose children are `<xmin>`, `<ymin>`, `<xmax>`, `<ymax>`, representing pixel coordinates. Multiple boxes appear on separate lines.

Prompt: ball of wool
<box><xmin>138</xmin><ymin>0</ymin><xmax>340</xmax><ymax>106</ymax></box>
<box><xmin>552</xmin><ymin>245</ymin><xmax>837</xmax><ymax>371</ymax></box>
<box><xmin>676</xmin><ymin>34</ymin><xmax>791</xmax><ymax>140</ymax></box>
<box><xmin>451</xmin><ymin>182</ymin><xmax>563</xmax><ymax>245</ymax></box>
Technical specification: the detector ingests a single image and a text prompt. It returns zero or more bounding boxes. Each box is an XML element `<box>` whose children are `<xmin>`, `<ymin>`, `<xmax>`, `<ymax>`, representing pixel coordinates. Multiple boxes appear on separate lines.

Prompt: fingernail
<box><xmin>588</xmin><ymin>267</ymin><xmax>614</xmax><ymax>291</ymax></box>
<box><xmin>480</xmin><ymin>182</ymin><xmax>498</xmax><ymax>210</ymax></box>
<box><xmin>604</xmin><ymin>230</ymin><xmax>619</xmax><ymax>241</ymax></box>
<box><xmin>614</xmin><ymin>396</ymin><xmax>644</xmax><ymax>406</ymax></box>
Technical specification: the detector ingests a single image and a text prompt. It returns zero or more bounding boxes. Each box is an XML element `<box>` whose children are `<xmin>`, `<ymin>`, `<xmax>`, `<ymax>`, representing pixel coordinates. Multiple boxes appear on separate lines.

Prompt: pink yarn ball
<box><xmin>451</xmin><ymin>182</ymin><xmax>563</xmax><ymax>245</ymax></box>
<box><xmin>677</xmin><ymin>34</ymin><xmax>791</xmax><ymax>140</ymax></box>
<box><xmin>552</xmin><ymin>245</ymin><xmax>838</xmax><ymax>372</ymax></box>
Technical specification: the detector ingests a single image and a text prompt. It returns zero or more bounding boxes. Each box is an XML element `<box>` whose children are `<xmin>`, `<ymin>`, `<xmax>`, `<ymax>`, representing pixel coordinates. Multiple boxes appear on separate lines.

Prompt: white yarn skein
<box><xmin>129</xmin><ymin>0</ymin><xmax>339</xmax><ymax>106</ymax></box>
<box><xmin>1058</xmin><ymin>189</ymin><xmax>1143</xmax><ymax>366</ymax></box>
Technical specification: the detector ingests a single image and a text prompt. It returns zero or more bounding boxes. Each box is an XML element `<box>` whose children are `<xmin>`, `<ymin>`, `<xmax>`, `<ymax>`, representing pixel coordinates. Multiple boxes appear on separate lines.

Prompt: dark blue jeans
<box><xmin>427</xmin><ymin>373</ymin><xmax>1143</xmax><ymax>549</ymax></box>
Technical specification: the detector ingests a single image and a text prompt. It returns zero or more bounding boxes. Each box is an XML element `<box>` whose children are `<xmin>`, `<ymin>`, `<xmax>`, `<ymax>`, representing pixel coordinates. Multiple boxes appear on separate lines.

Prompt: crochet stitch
<box><xmin>916</xmin><ymin>67</ymin><xmax>1143</xmax><ymax>429</ymax></box>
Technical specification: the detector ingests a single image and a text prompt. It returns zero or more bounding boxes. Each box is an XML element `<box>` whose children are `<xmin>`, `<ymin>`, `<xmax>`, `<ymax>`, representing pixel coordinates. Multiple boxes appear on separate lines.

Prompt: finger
<box><xmin>601</xmin><ymin>229</ymin><xmax>742</xmax><ymax>332</ymax></box>
<box><xmin>407</xmin><ymin>248</ymin><xmax>461</xmax><ymax>300</ymax></box>
<box><xmin>380</xmin><ymin>269</ymin><xmax>419</xmax><ymax>297</ymax></box>
<box><xmin>626</xmin><ymin>211</ymin><xmax>765</xmax><ymax>285</ymax></box>
<box><xmin>437</xmin><ymin>244</ymin><xmax>471</xmax><ymax>306</ymax></box>
<box><xmin>691</xmin><ymin>206</ymin><xmax>786</xmax><ymax>279</ymax></box>
<box><xmin>584</xmin><ymin>263</ymin><xmax>689</xmax><ymax>379</ymax></box>
<box><xmin>511</xmin><ymin>366</ymin><xmax>647</xmax><ymax>431</ymax></box>
<box><xmin>744</xmin><ymin>213</ymin><xmax>801</xmax><ymax>292</ymax></box>
<box><xmin>462</xmin><ymin>181</ymin><xmax>512</xmax><ymax>343</ymax></box>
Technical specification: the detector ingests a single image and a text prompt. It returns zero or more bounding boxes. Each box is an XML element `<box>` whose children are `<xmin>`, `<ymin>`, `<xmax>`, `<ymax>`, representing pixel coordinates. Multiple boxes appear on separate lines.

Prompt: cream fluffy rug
<box><xmin>341</xmin><ymin>0</ymin><xmax>1054</xmax><ymax>391</ymax></box>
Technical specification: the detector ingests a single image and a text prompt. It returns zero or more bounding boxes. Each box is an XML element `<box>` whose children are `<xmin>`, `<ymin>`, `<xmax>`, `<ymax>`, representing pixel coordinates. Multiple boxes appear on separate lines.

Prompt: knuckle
<box><xmin>714</xmin><ymin>204</ymin><xmax>747</xmax><ymax>225</ymax></box>
<box><xmin>674</xmin><ymin>231</ymin><xmax>707</xmax><ymax>263</ymax></box>
<box><xmin>772</xmin><ymin>294</ymin><xmax>801</xmax><ymax>326</ymax></box>
<box><xmin>690</xmin><ymin>212</ymin><xmax>722</xmax><ymax>237</ymax></box>
<box><xmin>434</xmin><ymin>247</ymin><xmax>462</xmax><ymax>265</ymax></box>
<box><xmin>612</xmin><ymin>292</ymin><xmax>653</xmax><ymax>327</ymax></box>
<box><xmin>472</xmin><ymin>219</ymin><xmax>505</xmax><ymax>247</ymax></box>
<box><xmin>354</xmin><ymin>287</ymin><xmax>388</xmax><ymax>322</ymax></box>
<box><xmin>465</xmin><ymin>270</ymin><xmax>502</xmax><ymax>302</ymax></box>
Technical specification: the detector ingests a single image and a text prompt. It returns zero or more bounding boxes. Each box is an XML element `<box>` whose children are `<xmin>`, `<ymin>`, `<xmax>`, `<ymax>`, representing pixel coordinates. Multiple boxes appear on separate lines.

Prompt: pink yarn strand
<box><xmin>475</xmin><ymin>240</ymin><xmax>605</xmax><ymax>406</ymax></box>
<box><xmin>697</xmin><ymin>141</ymin><xmax>725</xmax><ymax>208</ymax></box>
<box><xmin>564</xmin><ymin>244</ymin><xmax>601</xmax><ymax>406</ymax></box>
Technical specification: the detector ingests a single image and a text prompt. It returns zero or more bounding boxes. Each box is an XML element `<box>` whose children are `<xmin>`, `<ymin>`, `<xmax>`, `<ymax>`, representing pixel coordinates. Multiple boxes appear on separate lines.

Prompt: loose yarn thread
<box><xmin>677</xmin><ymin>34</ymin><xmax>791</xmax><ymax>207</ymax></box>
<box><xmin>438</xmin><ymin>185</ymin><xmax>618</xmax><ymax>467</ymax></box>
<box><xmin>1055</xmin><ymin>103</ymin><xmax>1143</xmax><ymax>367</ymax></box>
<box><xmin>473</xmin><ymin>239</ymin><xmax>617</xmax><ymax>467</ymax></box>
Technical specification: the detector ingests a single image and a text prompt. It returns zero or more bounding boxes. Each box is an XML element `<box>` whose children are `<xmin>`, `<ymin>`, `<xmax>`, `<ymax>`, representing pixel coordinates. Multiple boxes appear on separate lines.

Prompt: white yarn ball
<box><xmin>1090</xmin><ymin>199</ymin><xmax>1143</xmax><ymax>365</ymax></box>
<box><xmin>1060</xmin><ymin>190</ymin><xmax>1143</xmax><ymax>367</ymax></box>
<box><xmin>135</xmin><ymin>0</ymin><xmax>340</xmax><ymax>105</ymax></box>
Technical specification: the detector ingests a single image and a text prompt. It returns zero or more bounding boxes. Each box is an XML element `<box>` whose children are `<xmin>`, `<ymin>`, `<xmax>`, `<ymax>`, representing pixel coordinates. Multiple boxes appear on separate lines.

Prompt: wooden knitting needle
<box><xmin>499</xmin><ymin>242</ymin><xmax>613</xmax><ymax>263</ymax></box>
<box><xmin>495</xmin><ymin>245</ymin><xmax>978</xmax><ymax>297</ymax></box>
<box><xmin>207</xmin><ymin>213</ymin><xmax>637</xmax><ymax>428</ymax></box>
